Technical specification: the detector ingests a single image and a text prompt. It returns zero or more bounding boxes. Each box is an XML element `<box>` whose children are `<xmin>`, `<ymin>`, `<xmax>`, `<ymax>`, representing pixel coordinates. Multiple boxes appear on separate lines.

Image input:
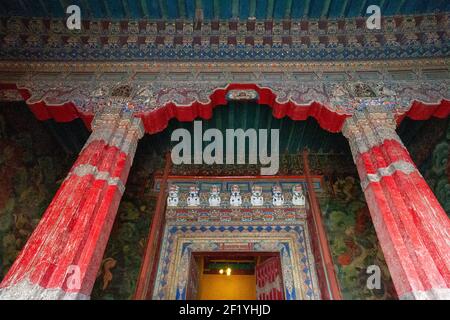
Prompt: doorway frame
<box><xmin>152</xmin><ymin>221</ymin><xmax>321</xmax><ymax>300</ymax></box>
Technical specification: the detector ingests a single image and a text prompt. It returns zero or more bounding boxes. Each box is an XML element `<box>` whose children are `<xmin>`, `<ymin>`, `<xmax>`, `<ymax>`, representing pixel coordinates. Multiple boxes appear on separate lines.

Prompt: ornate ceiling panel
<box><xmin>0</xmin><ymin>0</ymin><xmax>448</xmax><ymax>21</ymax></box>
<box><xmin>0</xmin><ymin>12</ymin><xmax>448</xmax><ymax>61</ymax></box>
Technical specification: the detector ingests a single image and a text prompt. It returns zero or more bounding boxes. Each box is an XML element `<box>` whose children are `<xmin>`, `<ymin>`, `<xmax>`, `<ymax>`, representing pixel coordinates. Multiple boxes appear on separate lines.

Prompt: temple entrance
<box><xmin>187</xmin><ymin>252</ymin><xmax>284</xmax><ymax>300</ymax></box>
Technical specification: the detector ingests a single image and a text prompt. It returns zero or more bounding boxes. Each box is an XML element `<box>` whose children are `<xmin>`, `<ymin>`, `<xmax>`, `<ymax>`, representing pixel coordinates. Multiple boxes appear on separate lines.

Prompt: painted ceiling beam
<box><xmin>121</xmin><ymin>0</ymin><xmax>130</xmax><ymax>18</ymax></box>
<box><xmin>80</xmin><ymin>0</ymin><xmax>93</xmax><ymax>18</ymax></box>
<box><xmin>379</xmin><ymin>0</ymin><xmax>387</xmax><ymax>12</ymax></box>
<box><xmin>102</xmin><ymin>0</ymin><xmax>112</xmax><ymax>18</ymax></box>
<box><xmin>213</xmin><ymin>0</ymin><xmax>220</xmax><ymax>19</ymax></box>
<box><xmin>249</xmin><ymin>0</ymin><xmax>256</xmax><ymax>18</ymax></box>
<box><xmin>266</xmin><ymin>0</ymin><xmax>275</xmax><ymax>20</ymax></box>
<box><xmin>178</xmin><ymin>0</ymin><xmax>186</xmax><ymax>18</ymax></box>
<box><xmin>284</xmin><ymin>0</ymin><xmax>293</xmax><ymax>19</ymax></box>
<box><xmin>358</xmin><ymin>0</ymin><xmax>368</xmax><ymax>17</ymax></box>
<box><xmin>38</xmin><ymin>0</ymin><xmax>49</xmax><ymax>16</ymax></box>
<box><xmin>59</xmin><ymin>0</ymin><xmax>68</xmax><ymax>13</ymax></box>
<box><xmin>158</xmin><ymin>0</ymin><xmax>168</xmax><ymax>19</ymax></box>
<box><xmin>396</xmin><ymin>0</ymin><xmax>407</xmax><ymax>15</ymax></box>
<box><xmin>140</xmin><ymin>0</ymin><xmax>149</xmax><ymax>18</ymax></box>
<box><xmin>321</xmin><ymin>0</ymin><xmax>332</xmax><ymax>18</ymax></box>
<box><xmin>232</xmin><ymin>0</ymin><xmax>239</xmax><ymax>18</ymax></box>
<box><xmin>303</xmin><ymin>0</ymin><xmax>311</xmax><ymax>18</ymax></box>
<box><xmin>339</xmin><ymin>0</ymin><xmax>350</xmax><ymax>18</ymax></box>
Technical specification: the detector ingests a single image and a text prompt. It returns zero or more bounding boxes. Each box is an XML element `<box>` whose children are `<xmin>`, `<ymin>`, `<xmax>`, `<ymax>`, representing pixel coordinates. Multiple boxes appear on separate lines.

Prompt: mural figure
<box><xmin>251</xmin><ymin>185</ymin><xmax>264</xmax><ymax>206</ymax></box>
<box><xmin>167</xmin><ymin>185</ymin><xmax>179</xmax><ymax>207</ymax></box>
<box><xmin>272</xmin><ymin>184</ymin><xmax>285</xmax><ymax>206</ymax></box>
<box><xmin>208</xmin><ymin>185</ymin><xmax>221</xmax><ymax>207</ymax></box>
<box><xmin>229</xmin><ymin>184</ymin><xmax>242</xmax><ymax>207</ymax></box>
<box><xmin>187</xmin><ymin>186</ymin><xmax>200</xmax><ymax>207</ymax></box>
<box><xmin>292</xmin><ymin>184</ymin><xmax>306</xmax><ymax>206</ymax></box>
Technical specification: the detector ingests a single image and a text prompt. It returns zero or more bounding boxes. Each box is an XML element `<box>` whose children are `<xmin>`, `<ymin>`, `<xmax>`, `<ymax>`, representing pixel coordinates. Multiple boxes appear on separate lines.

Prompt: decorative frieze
<box><xmin>0</xmin><ymin>14</ymin><xmax>447</xmax><ymax>61</ymax></box>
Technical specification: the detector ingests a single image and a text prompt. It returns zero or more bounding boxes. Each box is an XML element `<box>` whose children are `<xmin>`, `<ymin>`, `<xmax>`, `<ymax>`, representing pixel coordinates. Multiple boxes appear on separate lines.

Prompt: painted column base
<box><xmin>0</xmin><ymin>279</ymin><xmax>89</xmax><ymax>300</ymax></box>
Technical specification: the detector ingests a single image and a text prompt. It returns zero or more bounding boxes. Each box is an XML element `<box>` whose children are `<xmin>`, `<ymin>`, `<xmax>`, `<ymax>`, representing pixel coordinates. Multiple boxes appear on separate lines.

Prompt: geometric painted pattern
<box><xmin>152</xmin><ymin>222</ymin><xmax>321</xmax><ymax>300</ymax></box>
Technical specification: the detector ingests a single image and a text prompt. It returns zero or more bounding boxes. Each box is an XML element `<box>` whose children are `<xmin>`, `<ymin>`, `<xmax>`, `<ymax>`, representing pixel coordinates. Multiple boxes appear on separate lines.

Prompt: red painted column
<box><xmin>342</xmin><ymin>110</ymin><xmax>450</xmax><ymax>300</ymax></box>
<box><xmin>0</xmin><ymin>107</ymin><xmax>144</xmax><ymax>299</ymax></box>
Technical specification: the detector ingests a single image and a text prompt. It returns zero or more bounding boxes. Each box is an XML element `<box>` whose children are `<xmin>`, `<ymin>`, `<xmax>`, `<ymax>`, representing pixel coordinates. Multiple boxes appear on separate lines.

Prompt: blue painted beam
<box><xmin>321</xmin><ymin>0</ymin><xmax>332</xmax><ymax>18</ymax></box>
<box><xmin>339</xmin><ymin>0</ymin><xmax>350</xmax><ymax>18</ymax></box>
<box><xmin>178</xmin><ymin>0</ymin><xmax>186</xmax><ymax>18</ymax></box>
<box><xmin>167</xmin><ymin>0</ymin><xmax>178</xmax><ymax>18</ymax></box>
<box><xmin>79</xmin><ymin>0</ymin><xmax>92</xmax><ymax>18</ymax></box>
<box><xmin>140</xmin><ymin>0</ymin><xmax>149</xmax><ymax>17</ymax></box>
<box><xmin>213</xmin><ymin>0</ymin><xmax>220</xmax><ymax>19</ymax></box>
<box><xmin>396</xmin><ymin>0</ymin><xmax>406</xmax><ymax>15</ymax></box>
<box><xmin>158</xmin><ymin>0</ymin><xmax>168</xmax><ymax>18</ymax></box>
<box><xmin>255</xmin><ymin>0</ymin><xmax>268</xmax><ymax>19</ymax></box>
<box><xmin>266</xmin><ymin>0</ymin><xmax>274</xmax><ymax>19</ymax></box>
<box><xmin>147</xmin><ymin>0</ymin><xmax>162</xmax><ymax>19</ymax></box>
<box><xmin>284</xmin><ymin>0</ymin><xmax>293</xmax><ymax>19</ymax></box>
<box><xmin>121</xmin><ymin>0</ymin><xmax>130</xmax><ymax>18</ymax></box>
<box><xmin>232</xmin><ymin>0</ymin><xmax>239</xmax><ymax>18</ymax></box>
<box><xmin>249</xmin><ymin>0</ymin><xmax>256</xmax><ymax>18</ymax></box>
<box><xmin>303</xmin><ymin>0</ymin><xmax>311</xmax><ymax>18</ymax></box>
<box><xmin>358</xmin><ymin>0</ymin><xmax>368</xmax><ymax>17</ymax></box>
<box><xmin>240</xmin><ymin>0</ymin><xmax>250</xmax><ymax>19</ymax></box>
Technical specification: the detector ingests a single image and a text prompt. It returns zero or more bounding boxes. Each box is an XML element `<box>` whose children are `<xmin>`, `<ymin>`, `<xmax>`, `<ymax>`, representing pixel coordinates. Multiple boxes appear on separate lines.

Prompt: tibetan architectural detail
<box><xmin>342</xmin><ymin>110</ymin><xmax>450</xmax><ymax>300</ymax></box>
<box><xmin>0</xmin><ymin>107</ymin><xmax>144</xmax><ymax>300</ymax></box>
<box><xmin>0</xmin><ymin>13</ymin><xmax>448</xmax><ymax>61</ymax></box>
<box><xmin>0</xmin><ymin>0</ymin><xmax>448</xmax><ymax>303</ymax></box>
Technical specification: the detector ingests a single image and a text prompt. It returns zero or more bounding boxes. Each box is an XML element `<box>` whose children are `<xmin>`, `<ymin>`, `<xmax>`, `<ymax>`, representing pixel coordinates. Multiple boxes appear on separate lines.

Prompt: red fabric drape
<box><xmin>256</xmin><ymin>256</ymin><xmax>284</xmax><ymax>300</ymax></box>
<box><xmin>1</xmin><ymin>83</ymin><xmax>448</xmax><ymax>134</ymax></box>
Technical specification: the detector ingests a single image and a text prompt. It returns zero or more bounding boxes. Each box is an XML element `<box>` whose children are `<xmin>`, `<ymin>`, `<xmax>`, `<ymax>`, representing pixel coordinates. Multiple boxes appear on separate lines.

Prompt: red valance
<box><xmin>1</xmin><ymin>83</ymin><xmax>448</xmax><ymax>135</ymax></box>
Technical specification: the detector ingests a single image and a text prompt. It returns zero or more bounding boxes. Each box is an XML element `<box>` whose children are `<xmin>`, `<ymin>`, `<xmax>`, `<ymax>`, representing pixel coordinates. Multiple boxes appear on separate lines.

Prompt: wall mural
<box><xmin>88</xmin><ymin>150</ymin><xmax>396</xmax><ymax>300</ymax></box>
<box><xmin>0</xmin><ymin>106</ymin><xmax>398</xmax><ymax>299</ymax></box>
<box><xmin>423</xmin><ymin>123</ymin><xmax>450</xmax><ymax>215</ymax></box>
<box><xmin>0</xmin><ymin>103</ymin><xmax>75</xmax><ymax>280</ymax></box>
<box><xmin>320</xmin><ymin>175</ymin><xmax>397</xmax><ymax>300</ymax></box>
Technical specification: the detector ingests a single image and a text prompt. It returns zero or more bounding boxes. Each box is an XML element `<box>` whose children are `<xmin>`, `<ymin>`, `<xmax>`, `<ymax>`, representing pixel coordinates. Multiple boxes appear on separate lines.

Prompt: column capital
<box><xmin>342</xmin><ymin>109</ymin><xmax>403</xmax><ymax>158</ymax></box>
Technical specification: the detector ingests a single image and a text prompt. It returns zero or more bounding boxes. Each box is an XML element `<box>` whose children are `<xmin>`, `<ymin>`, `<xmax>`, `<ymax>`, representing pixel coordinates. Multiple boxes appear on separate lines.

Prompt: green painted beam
<box><xmin>178</xmin><ymin>0</ymin><xmax>186</xmax><ymax>18</ymax></box>
<box><xmin>284</xmin><ymin>0</ymin><xmax>293</xmax><ymax>19</ymax></box>
<box><xmin>232</xmin><ymin>0</ymin><xmax>239</xmax><ymax>18</ymax></box>
<box><xmin>140</xmin><ymin>0</ymin><xmax>149</xmax><ymax>17</ymax></box>
<box><xmin>321</xmin><ymin>0</ymin><xmax>332</xmax><ymax>18</ymax></box>
<box><xmin>303</xmin><ymin>0</ymin><xmax>311</xmax><ymax>17</ymax></box>
<box><xmin>249</xmin><ymin>0</ymin><xmax>257</xmax><ymax>18</ymax></box>
<box><xmin>121</xmin><ymin>0</ymin><xmax>130</xmax><ymax>18</ymax></box>
<box><xmin>358</xmin><ymin>0</ymin><xmax>368</xmax><ymax>17</ymax></box>
<box><xmin>266</xmin><ymin>0</ymin><xmax>274</xmax><ymax>19</ymax></box>
<box><xmin>80</xmin><ymin>0</ymin><xmax>93</xmax><ymax>18</ymax></box>
<box><xmin>396</xmin><ymin>0</ymin><xmax>406</xmax><ymax>15</ymax></box>
<box><xmin>59</xmin><ymin>0</ymin><xmax>68</xmax><ymax>12</ymax></box>
<box><xmin>102</xmin><ymin>0</ymin><xmax>111</xmax><ymax>18</ymax></box>
<box><xmin>339</xmin><ymin>0</ymin><xmax>350</xmax><ymax>18</ymax></box>
<box><xmin>158</xmin><ymin>0</ymin><xmax>168</xmax><ymax>19</ymax></box>
<box><xmin>213</xmin><ymin>0</ymin><xmax>220</xmax><ymax>19</ymax></box>
<box><xmin>38</xmin><ymin>0</ymin><xmax>49</xmax><ymax>15</ymax></box>
<box><xmin>379</xmin><ymin>0</ymin><xmax>387</xmax><ymax>12</ymax></box>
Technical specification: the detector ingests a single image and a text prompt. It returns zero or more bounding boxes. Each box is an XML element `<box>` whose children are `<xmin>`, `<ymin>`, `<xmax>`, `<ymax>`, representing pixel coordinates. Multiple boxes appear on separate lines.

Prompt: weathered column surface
<box><xmin>342</xmin><ymin>110</ymin><xmax>450</xmax><ymax>300</ymax></box>
<box><xmin>0</xmin><ymin>107</ymin><xmax>144</xmax><ymax>299</ymax></box>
